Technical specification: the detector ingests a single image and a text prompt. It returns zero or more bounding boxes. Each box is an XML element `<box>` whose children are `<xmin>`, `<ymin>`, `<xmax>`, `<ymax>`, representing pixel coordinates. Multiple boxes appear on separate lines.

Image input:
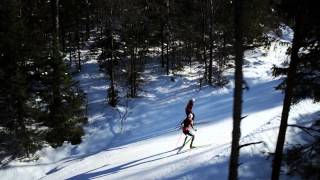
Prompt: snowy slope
<box><xmin>1</xmin><ymin>36</ymin><xmax>319</xmax><ymax>180</ymax></box>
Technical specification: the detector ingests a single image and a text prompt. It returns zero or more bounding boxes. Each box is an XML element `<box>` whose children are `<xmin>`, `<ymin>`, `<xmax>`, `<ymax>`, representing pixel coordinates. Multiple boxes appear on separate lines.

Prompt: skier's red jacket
<box><xmin>182</xmin><ymin>118</ymin><xmax>193</xmax><ymax>133</ymax></box>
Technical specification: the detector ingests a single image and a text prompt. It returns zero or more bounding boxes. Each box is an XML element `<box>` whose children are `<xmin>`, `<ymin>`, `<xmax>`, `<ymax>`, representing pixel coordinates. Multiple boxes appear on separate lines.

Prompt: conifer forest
<box><xmin>0</xmin><ymin>0</ymin><xmax>319</xmax><ymax>179</ymax></box>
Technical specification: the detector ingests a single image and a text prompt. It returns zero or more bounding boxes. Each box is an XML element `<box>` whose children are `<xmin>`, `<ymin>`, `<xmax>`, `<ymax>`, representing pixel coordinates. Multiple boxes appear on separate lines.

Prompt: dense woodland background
<box><xmin>0</xmin><ymin>0</ymin><xmax>319</xmax><ymax>179</ymax></box>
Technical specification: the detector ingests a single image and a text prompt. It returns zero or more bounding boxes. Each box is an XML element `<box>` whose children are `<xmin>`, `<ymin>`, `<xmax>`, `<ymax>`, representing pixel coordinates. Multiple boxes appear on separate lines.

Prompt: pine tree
<box><xmin>0</xmin><ymin>0</ymin><xmax>44</xmax><ymax>158</ymax></box>
<box><xmin>120</xmin><ymin>0</ymin><xmax>150</xmax><ymax>98</ymax></box>
<box><xmin>40</xmin><ymin>0</ymin><xmax>87</xmax><ymax>147</ymax></box>
<box><xmin>272</xmin><ymin>0</ymin><xmax>320</xmax><ymax>179</ymax></box>
<box><xmin>228</xmin><ymin>0</ymin><xmax>277</xmax><ymax>179</ymax></box>
<box><xmin>0</xmin><ymin>0</ymin><xmax>88</xmax><ymax>159</ymax></box>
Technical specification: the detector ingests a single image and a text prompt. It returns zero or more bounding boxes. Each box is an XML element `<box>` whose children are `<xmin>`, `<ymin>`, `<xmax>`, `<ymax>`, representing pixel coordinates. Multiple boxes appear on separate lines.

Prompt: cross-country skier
<box><xmin>181</xmin><ymin>113</ymin><xmax>197</xmax><ymax>148</ymax></box>
<box><xmin>185</xmin><ymin>98</ymin><xmax>195</xmax><ymax>120</ymax></box>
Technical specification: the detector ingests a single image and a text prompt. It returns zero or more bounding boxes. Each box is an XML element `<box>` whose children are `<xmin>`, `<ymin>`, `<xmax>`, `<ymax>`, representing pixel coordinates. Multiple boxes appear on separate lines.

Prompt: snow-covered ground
<box><xmin>1</xmin><ymin>34</ymin><xmax>319</xmax><ymax>180</ymax></box>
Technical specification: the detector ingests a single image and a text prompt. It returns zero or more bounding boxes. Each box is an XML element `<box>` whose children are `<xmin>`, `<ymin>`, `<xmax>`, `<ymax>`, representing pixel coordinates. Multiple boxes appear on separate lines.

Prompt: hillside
<box><xmin>1</xmin><ymin>38</ymin><xmax>319</xmax><ymax>180</ymax></box>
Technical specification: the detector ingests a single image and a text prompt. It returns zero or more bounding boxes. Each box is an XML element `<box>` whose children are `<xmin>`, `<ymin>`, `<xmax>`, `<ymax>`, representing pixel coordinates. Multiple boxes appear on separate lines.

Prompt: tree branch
<box><xmin>288</xmin><ymin>124</ymin><xmax>320</xmax><ymax>138</ymax></box>
<box><xmin>116</xmin><ymin>98</ymin><xmax>129</xmax><ymax>133</ymax></box>
<box><xmin>239</xmin><ymin>141</ymin><xmax>263</xmax><ymax>149</ymax></box>
<box><xmin>241</xmin><ymin>115</ymin><xmax>248</xmax><ymax>120</ymax></box>
<box><xmin>288</xmin><ymin>124</ymin><xmax>319</xmax><ymax>133</ymax></box>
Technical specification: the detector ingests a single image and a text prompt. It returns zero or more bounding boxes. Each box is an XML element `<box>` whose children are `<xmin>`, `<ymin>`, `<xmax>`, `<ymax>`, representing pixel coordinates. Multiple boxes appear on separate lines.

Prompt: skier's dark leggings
<box><xmin>183</xmin><ymin>131</ymin><xmax>195</xmax><ymax>147</ymax></box>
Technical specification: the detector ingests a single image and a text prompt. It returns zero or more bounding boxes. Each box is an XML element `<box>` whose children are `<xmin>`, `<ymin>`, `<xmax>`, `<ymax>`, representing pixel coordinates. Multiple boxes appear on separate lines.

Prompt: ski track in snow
<box><xmin>1</xmin><ymin>38</ymin><xmax>319</xmax><ymax>180</ymax></box>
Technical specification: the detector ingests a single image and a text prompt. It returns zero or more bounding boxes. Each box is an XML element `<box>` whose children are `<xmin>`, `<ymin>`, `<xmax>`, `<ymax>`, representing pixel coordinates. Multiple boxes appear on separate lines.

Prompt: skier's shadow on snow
<box><xmin>42</xmin><ymin>146</ymin><xmax>127</xmax><ymax>177</ymax></box>
<box><xmin>67</xmin><ymin>148</ymin><xmax>182</xmax><ymax>180</ymax></box>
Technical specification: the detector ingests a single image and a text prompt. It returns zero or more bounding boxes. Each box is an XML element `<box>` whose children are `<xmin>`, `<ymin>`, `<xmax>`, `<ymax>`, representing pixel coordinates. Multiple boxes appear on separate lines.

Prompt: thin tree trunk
<box><xmin>222</xmin><ymin>32</ymin><xmax>226</xmax><ymax>67</ymax></box>
<box><xmin>108</xmin><ymin>6</ymin><xmax>117</xmax><ymax>103</ymax></box>
<box><xmin>85</xmin><ymin>0</ymin><xmax>90</xmax><ymax>40</ymax></box>
<box><xmin>161</xmin><ymin>23</ymin><xmax>165</xmax><ymax>68</ymax></box>
<box><xmin>131</xmin><ymin>46</ymin><xmax>135</xmax><ymax>97</ymax></box>
<box><xmin>202</xmin><ymin>0</ymin><xmax>208</xmax><ymax>82</ymax></box>
<box><xmin>189</xmin><ymin>42</ymin><xmax>192</xmax><ymax>69</ymax></box>
<box><xmin>208</xmin><ymin>0</ymin><xmax>213</xmax><ymax>85</ymax></box>
<box><xmin>50</xmin><ymin>0</ymin><xmax>59</xmax><ymax>40</ymax></box>
<box><xmin>166</xmin><ymin>35</ymin><xmax>169</xmax><ymax>75</ymax></box>
<box><xmin>228</xmin><ymin>0</ymin><xmax>244</xmax><ymax>179</ymax></box>
<box><xmin>172</xmin><ymin>41</ymin><xmax>176</xmax><ymax>69</ymax></box>
<box><xmin>68</xmin><ymin>32</ymin><xmax>72</xmax><ymax>65</ymax></box>
<box><xmin>16</xmin><ymin>75</ymin><xmax>30</xmax><ymax>156</ymax></box>
<box><xmin>100</xmin><ymin>21</ymin><xmax>103</xmax><ymax>40</ymax></box>
<box><xmin>271</xmin><ymin>9</ymin><xmax>302</xmax><ymax>180</ymax></box>
<box><xmin>60</xmin><ymin>15</ymin><xmax>66</xmax><ymax>51</ymax></box>
<box><xmin>110</xmin><ymin>30</ymin><xmax>116</xmax><ymax>105</ymax></box>
<box><xmin>217</xmin><ymin>33</ymin><xmax>226</xmax><ymax>86</ymax></box>
<box><xmin>76</xmin><ymin>12</ymin><xmax>81</xmax><ymax>71</ymax></box>
<box><xmin>134</xmin><ymin>46</ymin><xmax>137</xmax><ymax>97</ymax></box>
<box><xmin>77</xmin><ymin>37</ymin><xmax>81</xmax><ymax>71</ymax></box>
<box><xmin>166</xmin><ymin>0</ymin><xmax>170</xmax><ymax>75</ymax></box>
<box><xmin>110</xmin><ymin>27</ymin><xmax>114</xmax><ymax>88</ymax></box>
<box><xmin>50</xmin><ymin>0</ymin><xmax>62</xmax><ymax>132</ymax></box>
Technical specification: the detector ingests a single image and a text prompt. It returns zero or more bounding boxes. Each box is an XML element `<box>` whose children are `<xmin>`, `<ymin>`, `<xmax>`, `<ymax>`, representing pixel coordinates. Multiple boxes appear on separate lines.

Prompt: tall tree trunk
<box><xmin>100</xmin><ymin>19</ymin><xmax>103</xmax><ymax>40</ymax></box>
<box><xmin>110</xmin><ymin>29</ymin><xmax>114</xmax><ymax>89</ymax></box>
<box><xmin>130</xmin><ymin>46</ymin><xmax>135</xmax><ymax>97</ymax></box>
<box><xmin>110</xmin><ymin>30</ymin><xmax>116</xmax><ymax>105</ymax></box>
<box><xmin>217</xmin><ymin>33</ymin><xmax>226</xmax><ymax>86</ymax></box>
<box><xmin>51</xmin><ymin>0</ymin><xmax>59</xmax><ymax>40</ymax></box>
<box><xmin>108</xmin><ymin>6</ymin><xmax>117</xmax><ymax>103</ymax></box>
<box><xmin>69</xmin><ymin>45</ymin><xmax>72</xmax><ymax>64</ymax></box>
<box><xmin>228</xmin><ymin>0</ymin><xmax>244</xmax><ymax>179</ymax></box>
<box><xmin>208</xmin><ymin>0</ymin><xmax>213</xmax><ymax>85</ymax></box>
<box><xmin>172</xmin><ymin>41</ymin><xmax>176</xmax><ymax>69</ymax></box>
<box><xmin>166</xmin><ymin>0</ymin><xmax>170</xmax><ymax>75</ymax></box>
<box><xmin>202</xmin><ymin>0</ymin><xmax>208</xmax><ymax>82</ymax></box>
<box><xmin>222</xmin><ymin>32</ymin><xmax>226</xmax><ymax>67</ymax></box>
<box><xmin>201</xmin><ymin>0</ymin><xmax>208</xmax><ymax>80</ymax></box>
<box><xmin>271</xmin><ymin>9</ymin><xmax>303</xmax><ymax>180</ymax></box>
<box><xmin>68</xmin><ymin>32</ymin><xmax>72</xmax><ymax>64</ymax></box>
<box><xmin>77</xmin><ymin>35</ymin><xmax>81</xmax><ymax>71</ymax></box>
<box><xmin>50</xmin><ymin>0</ymin><xmax>62</xmax><ymax>135</ymax></box>
<box><xmin>166</xmin><ymin>34</ymin><xmax>170</xmax><ymax>75</ymax></box>
<box><xmin>85</xmin><ymin>0</ymin><xmax>90</xmax><ymax>40</ymax></box>
<box><xmin>161</xmin><ymin>23</ymin><xmax>165</xmax><ymax>68</ymax></box>
<box><xmin>188</xmin><ymin>42</ymin><xmax>192</xmax><ymax>69</ymax></box>
<box><xmin>55</xmin><ymin>0</ymin><xmax>59</xmax><ymax>37</ymax></box>
<box><xmin>15</xmin><ymin>69</ymin><xmax>30</xmax><ymax>156</ymax></box>
<box><xmin>76</xmin><ymin>12</ymin><xmax>81</xmax><ymax>71</ymax></box>
<box><xmin>134</xmin><ymin>46</ymin><xmax>137</xmax><ymax>97</ymax></box>
<box><xmin>60</xmin><ymin>11</ymin><xmax>66</xmax><ymax>51</ymax></box>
